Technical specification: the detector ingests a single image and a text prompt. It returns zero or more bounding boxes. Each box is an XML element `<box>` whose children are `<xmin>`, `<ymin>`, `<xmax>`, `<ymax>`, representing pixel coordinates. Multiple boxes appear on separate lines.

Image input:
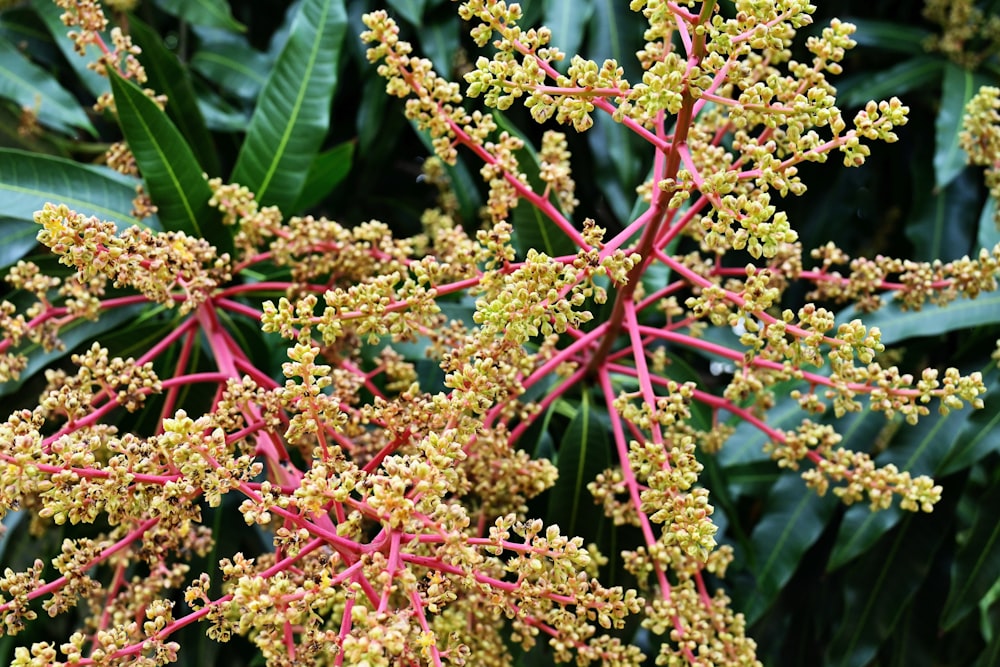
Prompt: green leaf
<box><xmin>0</xmin><ymin>218</ymin><xmax>39</xmax><ymax>269</ymax></box>
<box><xmin>30</xmin><ymin>0</ymin><xmax>108</xmax><ymax>99</ymax></box>
<box><xmin>127</xmin><ymin>15</ymin><xmax>219</xmax><ymax>175</ymax></box>
<box><xmin>190</xmin><ymin>31</ymin><xmax>271</xmax><ymax>102</ymax></box>
<box><xmin>735</xmin><ymin>473</ymin><xmax>838</xmax><ymax>624</ymax></box>
<box><xmin>935</xmin><ymin>63</ymin><xmax>992</xmax><ymax>190</ymax></box>
<box><xmin>838</xmin><ymin>56</ymin><xmax>943</xmax><ymax>109</ymax></box>
<box><xmin>492</xmin><ymin>111</ymin><xmax>578</xmax><ymax>259</ymax></box>
<box><xmin>421</xmin><ymin>13</ymin><xmax>460</xmax><ymax>77</ymax></box>
<box><xmin>387</xmin><ymin>0</ymin><xmax>426</xmax><ymax>27</ymax></box>
<box><xmin>845</xmin><ymin>18</ymin><xmax>933</xmax><ymax>55</ymax></box>
<box><xmin>0</xmin><ymin>8</ymin><xmax>61</xmax><ymax>65</ymax></box>
<box><xmin>835</xmin><ymin>291</ymin><xmax>1000</xmax><ymax>346</ymax></box>
<box><xmin>833</xmin><ymin>495</ymin><xmax>901</xmax><ymax>566</ymax></box>
<box><xmin>543</xmin><ymin>0</ymin><xmax>594</xmax><ymax>72</ymax></box>
<box><xmin>829</xmin><ymin>408</ymin><xmax>966</xmax><ymax>570</ymax></box>
<box><xmin>587</xmin><ymin>0</ymin><xmax>643</xmax><ymax>80</ymax></box>
<box><xmin>0</xmin><ymin>302</ymin><xmax>148</xmax><ymax>397</ymax></box>
<box><xmin>108</xmin><ymin>70</ymin><xmax>229</xmax><ymax>252</ymax></box>
<box><xmin>587</xmin><ymin>113</ymin><xmax>643</xmax><ymax>225</ymax></box>
<box><xmin>940</xmin><ymin>368</ymin><xmax>1000</xmax><ymax>475</ymax></box>
<box><xmin>977</xmin><ymin>197</ymin><xmax>1000</xmax><ymax>252</ymax></box>
<box><xmin>231</xmin><ymin>0</ymin><xmax>347</xmax><ymax>214</ymax></box>
<box><xmin>545</xmin><ymin>389</ymin><xmax>611</xmax><ymax>544</ymax></box>
<box><xmin>292</xmin><ymin>140</ymin><xmax>355</xmax><ymax>212</ymax></box>
<box><xmin>0</xmin><ymin>147</ymin><xmax>153</xmax><ymax>227</ymax></box>
<box><xmin>978</xmin><ymin>601</ymin><xmax>1000</xmax><ymax>667</ymax></box>
<box><xmin>906</xmin><ymin>158</ymin><xmax>977</xmax><ymax>262</ymax></box>
<box><xmin>826</xmin><ymin>506</ymin><xmax>953</xmax><ymax>667</ymax></box>
<box><xmin>0</xmin><ymin>39</ymin><xmax>96</xmax><ymax>136</ymax></box>
<box><xmin>153</xmin><ymin>0</ymin><xmax>246</xmax><ymax>33</ymax></box>
<box><xmin>941</xmin><ymin>480</ymin><xmax>1000</xmax><ymax>630</ymax></box>
<box><xmin>409</xmin><ymin>119</ymin><xmax>482</xmax><ymax>224</ymax></box>
<box><xmin>194</xmin><ymin>82</ymin><xmax>251</xmax><ymax>132</ymax></box>
<box><xmin>717</xmin><ymin>382</ymin><xmax>811</xmax><ymax>468</ymax></box>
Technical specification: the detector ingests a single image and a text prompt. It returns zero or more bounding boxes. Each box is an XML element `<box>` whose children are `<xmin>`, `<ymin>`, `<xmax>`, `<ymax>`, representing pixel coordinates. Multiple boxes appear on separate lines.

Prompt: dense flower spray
<box><xmin>0</xmin><ymin>1</ymin><xmax>996</xmax><ymax>666</ymax></box>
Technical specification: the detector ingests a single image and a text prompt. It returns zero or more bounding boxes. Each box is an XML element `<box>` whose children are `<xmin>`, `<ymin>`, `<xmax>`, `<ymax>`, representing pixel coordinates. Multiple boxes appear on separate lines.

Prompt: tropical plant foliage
<box><xmin>0</xmin><ymin>0</ymin><xmax>999</xmax><ymax>666</ymax></box>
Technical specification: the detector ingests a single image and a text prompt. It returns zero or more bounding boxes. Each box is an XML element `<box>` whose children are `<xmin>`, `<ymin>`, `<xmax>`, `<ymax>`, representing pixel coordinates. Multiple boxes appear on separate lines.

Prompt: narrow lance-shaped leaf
<box><xmin>108</xmin><ymin>70</ymin><xmax>230</xmax><ymax>254</ymax></box>
<box><xmin>940</xmin><ymin>367</ymin><xmax>1000</xmax><ymax>475</ymax></box>
<box><xmin>826</xmin><ymin>501</ymin><xmax>954</xmax><ymax>667</ymax></box>
<box><xmin>935</xmin><ymin>63</ymin><xmax>992</xmax><ymax>190</ymax></box>
<box><xmin>231</xmin><ymin>0</ymin><xmax>347</xmax><ymax>214</ymax></box>
<box><xmin>546</xmin><ymin>388</ymin><xmax>611</xmax><ymax>545</ymax></box>
<box><xmin>0</xmin><ymin>39</ymin><xmax>96</xmax><ymax>136</ymax></box>
<box><xmin>190</xmin><ymin>34</ymin><xmax>271</xmax><ymax>102</ymax></box>
<box><xmin>906</xmin><ymin>157</ymin><xmax>978</xmax><ymax>262</ymax></box>
<box><xmin>838</xmin><ymin>57</ymin><xmax>943</xmax><ymax>109</ymax></box>
<box><xmin>977</xmin><ymin>197</ymin><xmax>1000</xmax><ymax>251</ymax></box>
<box><xmin>293</xmin><ymin>140</ymin><xmax>355</xmax><ymax>212</ymax></box>
<box><xmin>0</xmin><ymin>148</ymin><xmax>151</xmax><ymax>227</ymax></box>
<box><xmin>421</xmin><ymin>12</ymin><xmax>461</xmax><ymax>77</ymax></box>
<box><xmin>153</xmin><ymin>0</ymin><xmax>246</xmax><ymax>33</ymax></box>
<box><xmin>847</xmin><ymin>18</ymin><xmax>933</xmax><ymax>55</ymax></box>
<box><xmin>734</xmin><ymin>473</ymin><xmax>838</xmax><ymax>625</ymax></box>
<box><xmin>835</xmin><ymin>291</ymin><xmax>1000</xmax><ymax>346</ymax></box>
<box><xmin>828</xmin><ymin>405</ymin><xmax>967</xmax><ymax>571</ymax></box>
<box><xmin>30</xmin><ymin>0</ymin><xmax>107</xmax><ymax>99</ymax></box>
<box><xmin>127</xmin><ymin>14</ymin><xmax>219</xmax><ymax>175</ymax></box>
<box><xmin>543</xmin><ymin>0</ymin><xmax>594</xmax><ymax>73</ymax></box>
<box><xmin>386</xmin><ymin>0</ymin><xmax>427</xmax><ymax>27</ymax></box>
<box><xmin>940</xmin><ymin>480</ymin><xmax>1000</xmax><ymax>630</ymax></box>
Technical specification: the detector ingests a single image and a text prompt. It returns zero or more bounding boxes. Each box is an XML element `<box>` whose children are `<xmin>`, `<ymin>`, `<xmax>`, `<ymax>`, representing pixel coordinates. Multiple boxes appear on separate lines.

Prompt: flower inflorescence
<box><xmin>0</xmin><ymin>1</ymin><xmax>997</xmax><ymax>666</ymax></box>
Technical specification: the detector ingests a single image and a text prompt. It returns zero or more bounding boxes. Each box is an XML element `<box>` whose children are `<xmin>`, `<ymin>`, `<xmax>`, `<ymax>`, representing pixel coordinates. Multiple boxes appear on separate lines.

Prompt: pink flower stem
<box><xmin>157</xmin><ymin>326</ymin><xmax>200</xmax><ymax>430</ymax></box>
<box><xmin>624</xmin><ymin>300</ymin><xmax>666</xmax><ymax>450</ymax></box>
<box><xmin>0</xmin><ymin>517</ymin><xmax>161</xmax><ymax>614</ymax></box>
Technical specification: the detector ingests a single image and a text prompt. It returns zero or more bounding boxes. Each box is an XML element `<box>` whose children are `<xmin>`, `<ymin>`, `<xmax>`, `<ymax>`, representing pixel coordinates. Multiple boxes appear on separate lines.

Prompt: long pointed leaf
<box><xmin>940</xmin><ymin>368</ymin><xmax>1000</xmax><ymax>475</ymax></box>
<box><xmin>826</xmin><ymin>505</ymin><xmax>953</xmax><ymax>667</ymax></box>
<box><xmin>127</xmin><ymin>15</ymin><xmax>219</xmax><ymax>175</ymax></box>
<box><xmin>0</xmin><ymin>148</ymin><xmax>150</xmax><ymax>227</ymax></box>
<box><xmin>190</xmin><ymin>36</ymin><xmax>271</xmax><ymax>102</ymax></box>
<box><xmin>838</xmin><ymin>57</ymin><xmax>943</xmax><ymax>109</ymax></box>
<box><xmin>293</xmin><ymin>140</ymin><xmax>355</xmax><ymax>212</ymax></box>
<box><xmin>935</xmin><ymin>63</ymin><xmax>992</xmax><ymax>190</ymax></box>
<box><xmin>941</xmin><ymin>480</ymin><xmax>1000</xmax><ymax>630</ymax></box>
<box><xmin>735</xmin><ymin>473</ymin><xmax>838</xmax><ymax>624</ymax></box>
<box><xmin>30</xmin><ymin>0</ymin><xmax>108</xmax><ymax>99</ymax></box>
<box><xmin>231</xmin><ymin>0</ymin><xmax>347</xmax><ymax>214</ymax></box>
<box><xmin>906</xmin><ymin>159</ymin><xmax>977</xmax><ymax>262</ymax></box>
<box><xmin>977</xmin><ymin>197</ymin><xmax>1000</xmax><ymax>252</ymax></box>
<box><xmin>835</xmin><ymin>291</ymin><xmax>1000</xmax><ymax>346</ymax></box>
<box><xmin>0</xmin><ymin>39</ymin><xmax>95</xmax><ymax>136</ymax></box>
<box><xmin>386</xmin><ymin>0</ymin><xmax>426</xmax><ymax>27</ymax></box>
<box><xmin>153</xmin><ymin>0</ymin><xmax>246</xmax><ymax>33</ymax></box>
<box><xmin>546</xmin><ymin>389</ymin><xmax>610</xmax><ymax>544</ymax></box>
<box><xmin>0</xmin><ymin>219</ymin><xmax>39</xmax><ymax>269</ymax></box>
<box><xmin>108</xmin><ymin>70</ymin><xmax>229</xmax><ymax>253</ymax></box>
<box><xmin>421</xmin><ymin>13</ymin><xmax>461</xmax><ymax>77</ymax></box>
<box><xmin>846</xmin><ymin>18</ymin><xmax>933</xmax><ymax>55</ymax></box>
<box><xmin>543</xmin><ymin>0</ymin><xmax>594</xmax><ymax>73</ymax></box>
<box><xmin>829</xmin><ymin>406</ymin><xmax>967</xmax><ymax>570</ymax></box>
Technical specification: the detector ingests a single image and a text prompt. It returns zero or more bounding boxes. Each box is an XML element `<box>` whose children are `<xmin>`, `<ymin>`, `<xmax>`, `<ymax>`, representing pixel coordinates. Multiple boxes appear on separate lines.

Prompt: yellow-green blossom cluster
<box><xmin>771</xmin><ymin>420</ymin><xmax>943</xmax><ymax>512</ymax></box>
<box><xmin>34</xmin><ymin>203</ymin><xmax>231</xmax><ymax>314</ymax></box>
